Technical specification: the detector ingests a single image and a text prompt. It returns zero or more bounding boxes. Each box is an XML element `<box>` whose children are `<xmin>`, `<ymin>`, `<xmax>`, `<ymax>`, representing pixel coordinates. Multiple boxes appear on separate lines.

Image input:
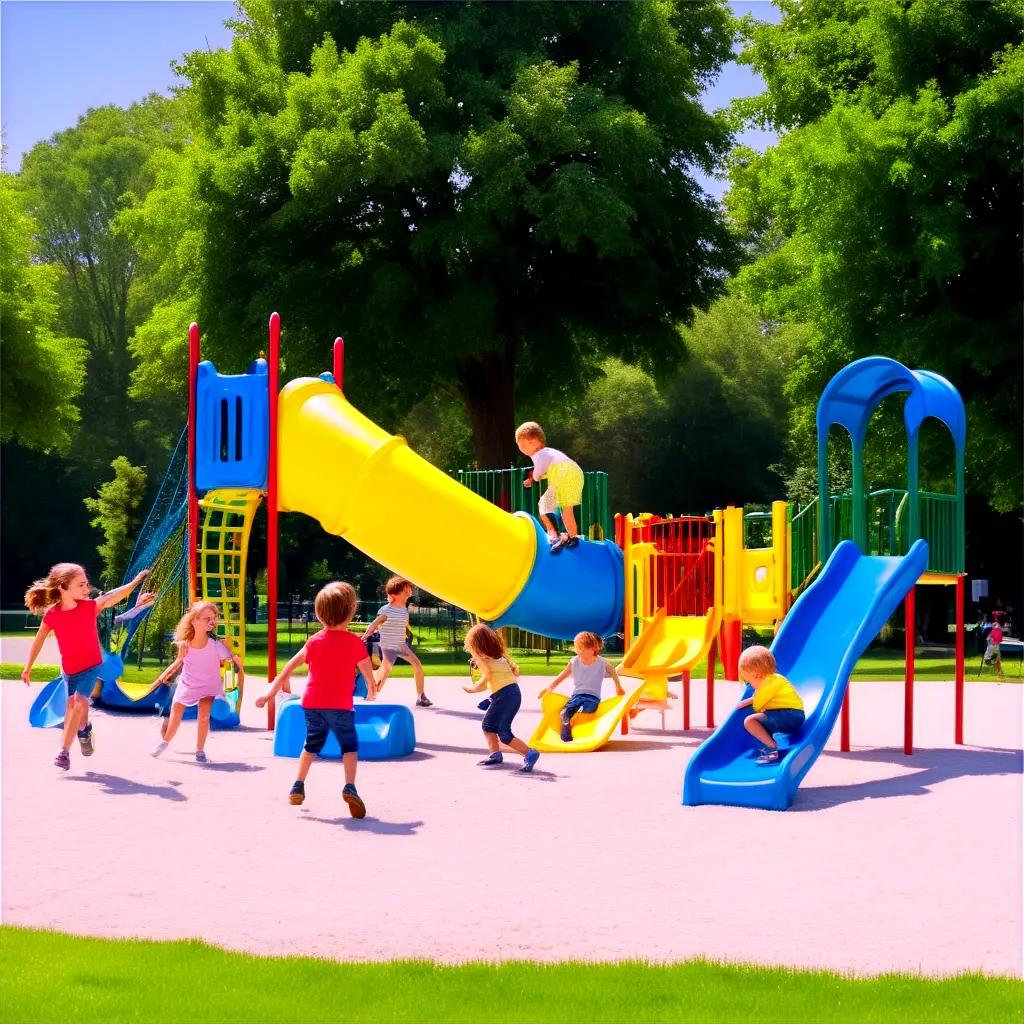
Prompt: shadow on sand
<box><xmin>300</xmin><ymin>814</ymin><xmax>424</xmax><ymax>835</ymax></box>
<box><xmin>794</xmin><ymin>745</ymin><xmax>1022</xmax><ymax>811</ymax></box>
<box><xmin>68</xmin><ymin>771</ymin><xmax>187</xmax><ymax>802</ymax></box>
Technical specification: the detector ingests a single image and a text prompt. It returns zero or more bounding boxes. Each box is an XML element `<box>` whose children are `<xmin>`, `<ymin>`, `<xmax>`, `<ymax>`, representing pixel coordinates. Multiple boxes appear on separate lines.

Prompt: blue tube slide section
<box><xmin>683</xmin><ymin>539</ymin><xmax>929</xmax><ymax>811</ymax></box>
<box><xmin>490</xmin><ymin>514</ymin><xmax>624</xmax><ymax>641</ymax></box>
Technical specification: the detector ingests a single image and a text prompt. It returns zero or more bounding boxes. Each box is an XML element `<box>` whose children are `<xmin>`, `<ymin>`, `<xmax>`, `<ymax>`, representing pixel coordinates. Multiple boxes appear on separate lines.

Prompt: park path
<box><xmin>2</xmin><ymin>676</ymin><xmax>1021</xmax><ymax>977</ymax></box>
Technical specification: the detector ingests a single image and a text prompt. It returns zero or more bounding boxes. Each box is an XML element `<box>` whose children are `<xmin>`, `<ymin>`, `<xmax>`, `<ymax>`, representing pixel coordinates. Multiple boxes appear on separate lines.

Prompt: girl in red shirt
<box><xmin>23</xmin><ymin>562</ymin><xmax>153</xmax><ymax>771</ymax></box>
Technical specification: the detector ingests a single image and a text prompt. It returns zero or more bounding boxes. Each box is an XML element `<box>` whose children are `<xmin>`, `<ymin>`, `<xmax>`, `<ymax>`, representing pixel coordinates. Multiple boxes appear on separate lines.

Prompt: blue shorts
<box><xmin>303</xmin><ymin>708</ymin><xmax>358</xmax><ymax>755</ymax></box>
<box><xmin>481</xmin><ymin>683</ymin><xmax>522</xmax><ymax>744</ymax></box>
<box><xmin>64</xmin><ymin>664</ymin><xmax>102</xmax><ymax>698</ymax></box>
<box><xmin>760</xmin><ymin>708</ymin><xmax>805</xmax><ymax>737</ymax></box>
<box><xmin>561</xmin><ymin>693</ymin><xmax>600</xmax><ymax>723</ymax></box>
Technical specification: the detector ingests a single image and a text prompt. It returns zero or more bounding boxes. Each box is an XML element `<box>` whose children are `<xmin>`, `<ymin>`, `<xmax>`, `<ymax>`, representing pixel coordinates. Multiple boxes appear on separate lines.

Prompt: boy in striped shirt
<box><xmin>361</xmin><ymin>577</ymin><xmax>432</xmax><ymax>707</ymax></box>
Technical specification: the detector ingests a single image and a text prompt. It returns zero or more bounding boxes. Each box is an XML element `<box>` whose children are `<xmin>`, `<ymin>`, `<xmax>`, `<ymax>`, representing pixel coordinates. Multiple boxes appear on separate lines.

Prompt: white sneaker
<box><xmin>151</xmin><ymin>740</ymin><xmax>169</xmax><ymax>758</ymax></box>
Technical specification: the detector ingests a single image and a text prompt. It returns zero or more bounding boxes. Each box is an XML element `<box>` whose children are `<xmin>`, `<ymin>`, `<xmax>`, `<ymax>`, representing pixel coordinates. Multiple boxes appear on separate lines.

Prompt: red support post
<box><xmin>333</xmin><ymin>337</ymin><xmax>344</xmax><ymax>391</ymax></box>
<box><xmin>682</xmin><ymin>670</ymin><xmax>691</xmax><ymax>731</ymax></box>
<box><xmin>266</xmin><ymin>313</ymin><xmax>281</xmax><ymax>730</ymax></box>
<box><xmin>187</xmin><ymin>323</ymin><xmax>200</xmax><ymax>604</ymax></box>
<box><xmin>904</xmin><ymin>585</ymin><xmax>916</xmax><ymax>755</ymax></box>
<box><xmin>955</xmin><ymin>575</ymin><xmax>965</xmax><ymax>745</ymax></box>
<box><xmin>840</xmin><ymin>689</ymin><xmax>850</xmax><ymax>752</ymax></box>
<box><xmin>705</xmin><ymin>636</ymin><xmax>717</xmax><ymax>728</ymax></box>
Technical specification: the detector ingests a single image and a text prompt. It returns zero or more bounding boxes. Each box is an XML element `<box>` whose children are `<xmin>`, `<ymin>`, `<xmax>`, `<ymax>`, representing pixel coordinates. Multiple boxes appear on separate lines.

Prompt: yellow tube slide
<box><xmin>277</xmin><ymin>378</ymin><xmax>537</xmax><ymax>621</ymax></box>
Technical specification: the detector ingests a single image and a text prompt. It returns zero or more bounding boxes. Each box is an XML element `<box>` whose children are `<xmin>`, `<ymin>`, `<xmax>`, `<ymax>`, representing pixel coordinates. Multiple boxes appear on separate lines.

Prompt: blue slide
<box><xmin>683</xmin><ymin>538</ymin><xmax>929</xmax><ymax>811</ymax></box>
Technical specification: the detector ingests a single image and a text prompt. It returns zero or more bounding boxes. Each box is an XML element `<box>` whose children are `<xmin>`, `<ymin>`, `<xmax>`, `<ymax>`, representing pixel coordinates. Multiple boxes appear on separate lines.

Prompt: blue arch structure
<box><xmin>816</xmin><ymin>356</ymin><xmax>965</xmax><ymax>572</ymax></box>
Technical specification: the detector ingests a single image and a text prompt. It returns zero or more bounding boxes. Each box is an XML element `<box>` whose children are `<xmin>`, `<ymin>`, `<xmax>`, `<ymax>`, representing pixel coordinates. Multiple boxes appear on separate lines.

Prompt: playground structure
<box><xmin>29</xmin><ymin>312</ymin><xmax>969</xmax><ymax>810</ymax></box>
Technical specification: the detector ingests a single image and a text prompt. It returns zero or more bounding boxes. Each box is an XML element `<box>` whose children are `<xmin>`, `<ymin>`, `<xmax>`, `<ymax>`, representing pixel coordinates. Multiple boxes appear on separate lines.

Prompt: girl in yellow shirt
<box><xmin>736</xmin><ymin>646</ymin><xmax>805</xmax><ymax>766</ymax></box>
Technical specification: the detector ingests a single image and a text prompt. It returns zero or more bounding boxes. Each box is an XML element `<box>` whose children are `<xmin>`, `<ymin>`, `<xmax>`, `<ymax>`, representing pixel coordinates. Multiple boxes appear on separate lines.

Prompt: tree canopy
<box><xmin>131</xmin><ymin>0</ymin><xmax>738</xmax><ymax>465</ymax></box>
<box><xmin>728</xmin><ymin>0</ymin><xmax>1023</xmax><ymax>510</ymax></box>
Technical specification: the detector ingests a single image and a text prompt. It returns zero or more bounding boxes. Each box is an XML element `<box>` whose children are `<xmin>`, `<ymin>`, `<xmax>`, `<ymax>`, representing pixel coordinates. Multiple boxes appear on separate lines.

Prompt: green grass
<box><xmin>1</xmin><ymin>927</ymin><xmax>1020</xmax><ymax>1024</ymax></box>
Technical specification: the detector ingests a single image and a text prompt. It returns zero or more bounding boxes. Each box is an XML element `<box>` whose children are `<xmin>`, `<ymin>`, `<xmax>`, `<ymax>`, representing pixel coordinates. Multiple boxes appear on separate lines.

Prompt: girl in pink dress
<box><xmin>149</xmin><ymin>602</ymin><xmax>244</xmax><ymax>763</ymax></box>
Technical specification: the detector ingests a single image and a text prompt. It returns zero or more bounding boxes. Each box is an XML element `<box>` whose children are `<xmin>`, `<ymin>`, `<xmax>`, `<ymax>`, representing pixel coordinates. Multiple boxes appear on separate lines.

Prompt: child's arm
<box><xmin>95</xmin><ymin>569</ymin><xmax>152</xmax><ymax>611</ymax></box>
<box><xmin>606</xmin><ymin>662</ymin><xmax>626</xmax><ymax>697</ymax></box>
<box><xmin>736</xmin><ymin>696</ymin><xmax>754</xmax><ymax>709</ymax></box>
<box><xmin>523</xmin><ymin>469</ymin><xmax>534</xmax><ymax>488</ymax></box>
<box><xmin>357</xmin><ymin>656</ymin><xmax>378</xmax><ymax>701</ymax></box>
<box><xmin>360</xmin><ymin>614</ymin><xmax>387</xmax><ymax>641</ymax></box>
<box><xmin>152</xmin><ymin>653</ymin><xmax>185</xmax><ymax>688</ymax></box>
<box><xmin>255</xmin><ymin>646</ymin><xmax>308</xmax><ymax>708</ymax></box>
<box><xmin>20</xmin><ymin>622</ymin><xmax>52</xmax><ymax>684</ymax></box>
<box><xmin>229</xmin><ymin>653</ymin><xmax>245</xmax><ymax>683</ymax></box>
<box><xmin>463</xmin><ymin>662</ymin><xmax>491</xmax><ymax>693</ymax></box>
<box><xmin>538</xmin><ymin>662</ymin><xmax>572</xmax><ymax>697</ymax></box>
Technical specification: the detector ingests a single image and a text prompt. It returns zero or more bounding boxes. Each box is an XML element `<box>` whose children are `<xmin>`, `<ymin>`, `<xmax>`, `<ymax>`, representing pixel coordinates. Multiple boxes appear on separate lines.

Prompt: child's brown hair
<box><xmin>515</xmin><ymin>421</ymin><xmax>546</xmax><ymax>445</ymax></box>
<box><xmin>24</xmin><ymin>563</ymin><xmax>86</xmax><ymax>615</ymax></box>
<box><xmin>314</xmin><ymin>582</ymin><xmax>357</xmax><ymax>628</ymax></box>
<box><xmin>574</xmin><ymin>631</ymin><xmax>603</xmax><ymax>654</ymax></box>
<box><xmin>464</xmin><ymin>623</ymin><xmax>519</xmax><ymax>674</ymax></box>
<box><xmin>738</xmin><ymin>645</ymin><xmax>776</xmax><ymax>678</ymax></box>
<box><xmin>385</xmin><ymin>576</ymin><xmax>413</xmax><ymax>597</ymax></box>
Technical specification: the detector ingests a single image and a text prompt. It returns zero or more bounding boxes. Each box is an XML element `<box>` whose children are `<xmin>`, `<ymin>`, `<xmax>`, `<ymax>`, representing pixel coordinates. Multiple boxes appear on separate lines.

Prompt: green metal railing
<box><xmin>453</xmin><ymin>467</ymin><xmax>613</xmax><ymax>541</ymax></box>
<box><xmin>790</xmin><ymin>499</ymin><xmax>819</xmax><ymax>592</ymax></box>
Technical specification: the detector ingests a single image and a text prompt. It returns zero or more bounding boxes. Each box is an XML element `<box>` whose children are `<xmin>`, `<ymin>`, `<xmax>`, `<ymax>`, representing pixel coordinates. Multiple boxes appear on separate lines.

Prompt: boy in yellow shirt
<box><xmin>735</xmin><ymin>646</ymin><xmax>805</xmax><ymax>766</ymax></box>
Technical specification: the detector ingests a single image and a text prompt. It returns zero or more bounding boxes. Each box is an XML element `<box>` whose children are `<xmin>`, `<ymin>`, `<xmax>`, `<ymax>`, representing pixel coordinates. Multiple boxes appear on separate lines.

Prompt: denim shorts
<box><xmin>303</xmin><ymin>708</ymin><xmax>358</xmax><ymax>755</ymax></box>
<box><xmin>64</xmin><ymin>664</ymin><xmax>102</xmax><ymax>698</ymax></box>
<box><xmin>561</xmin><ymin>693</ymin><xmax>600</xmax><ymax>723</ymax></box>
<box><xmin>481</xmin><ymin>683</ymin><xmax>522</xmax><ymax>744</ymax></box>
<box><xmin>761</xmin><ymin>708</ymin><xmax>805</xmax><ymax>737</ymax></box>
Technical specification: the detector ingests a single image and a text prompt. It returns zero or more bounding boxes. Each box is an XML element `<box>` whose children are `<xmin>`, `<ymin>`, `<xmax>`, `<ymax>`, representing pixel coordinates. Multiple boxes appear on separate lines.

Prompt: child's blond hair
<box><xmin>738</xmin><ymin>645</ymin><xmax>776</xmax><ymax>678</ymax></box>
<box><xmin>314</xmin><ymin>582</ymin><xmax>357</xmax><ymax>628</ymax></box>
<box><xmin>574</xmin><ymin>631</ymin><xmax>603</xmax><ymax>653</ymax></box>
<box><xmin>172</xmin><ymin>601</ymin><xmax>220</xmax><ymax>648</ymax></box>
<box><xmin>24</xmin><ymin>563</ymin><xmax>86</xmax><ymax>615</ymax></box>
<box><xmin>385</xmin><ymin>576</ymin><xmax>413</xmax><ymax>597</ymax></box>
<box><xmin>464</xmin><ymin>623</ymin><xmax>519</xmax><ymax>675</ymax></box>
<box><xmin>515</xmin><ymin>421</ymin><xmax>546</xmax><ymax>445</ymax></box>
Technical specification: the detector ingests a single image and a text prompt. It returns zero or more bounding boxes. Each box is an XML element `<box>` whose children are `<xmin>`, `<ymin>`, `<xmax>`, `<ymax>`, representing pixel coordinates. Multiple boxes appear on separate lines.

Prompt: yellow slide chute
<box><xmin>277</xmin><ymin>378</ymin><xmax>536</xmax><ymax>621</ymax></box>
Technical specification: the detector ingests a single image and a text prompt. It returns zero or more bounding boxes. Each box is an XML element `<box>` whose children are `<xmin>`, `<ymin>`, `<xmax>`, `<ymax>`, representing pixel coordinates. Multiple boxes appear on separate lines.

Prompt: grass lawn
<box><xmin>1</xmin><ymin>927</ymin><xmax>1021</xmax><ymax>1024</ymax></box>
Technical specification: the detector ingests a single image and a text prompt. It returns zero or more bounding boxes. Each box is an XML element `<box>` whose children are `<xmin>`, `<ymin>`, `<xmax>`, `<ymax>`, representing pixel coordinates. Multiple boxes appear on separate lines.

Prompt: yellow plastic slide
<box><xmin>617</xmin><ymin>607</ymin><xmax>719</xmax><ymax>698</ymax></box>
<box><xmin>528</xmin><ymin>680</ymin><xmax>651</xmax><ymax>753</ymax></box>
<box><xmin>277</xmin><ymin>378</ymin><xmax>536</xmax><ymax>621</ymax></box>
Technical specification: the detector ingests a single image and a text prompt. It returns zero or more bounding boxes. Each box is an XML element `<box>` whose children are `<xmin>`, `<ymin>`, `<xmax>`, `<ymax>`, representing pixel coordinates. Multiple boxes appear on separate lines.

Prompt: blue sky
<box><xmin>1</xmin><ymin>0</ymin><xmax>779</xmax><ymax>198</ymax></box>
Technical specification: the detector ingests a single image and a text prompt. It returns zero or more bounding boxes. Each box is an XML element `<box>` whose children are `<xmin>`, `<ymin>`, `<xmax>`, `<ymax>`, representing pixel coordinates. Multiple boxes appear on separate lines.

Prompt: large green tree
<box><xmin>131</xmin><ymin>0</ymin><xmax>738</xmax><ymax>465</ymax></box>
<box><xmin>728</xmin><ymin>0</ymin><xmax>1023</xmax><ymax>510</ymax></box>
<box><xmin>0</xmin><ymin>173</ymin><xmax>87</xmax><ymax>453</ymax></box>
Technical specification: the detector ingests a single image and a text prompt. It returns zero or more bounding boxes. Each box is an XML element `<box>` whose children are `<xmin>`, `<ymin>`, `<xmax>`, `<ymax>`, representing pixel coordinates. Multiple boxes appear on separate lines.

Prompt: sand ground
<box><xmin>2</xmin><ymin>637</ymin><xmax>1021</xmax><ymax>978</ymax></box>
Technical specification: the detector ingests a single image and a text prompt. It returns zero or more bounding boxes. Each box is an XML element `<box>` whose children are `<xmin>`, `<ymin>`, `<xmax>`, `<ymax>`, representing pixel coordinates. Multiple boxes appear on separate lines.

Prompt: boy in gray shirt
<box><xmin>539</xmin><ymin>631</ymin><xmax>624</xmax><ymax>742</ymax></box>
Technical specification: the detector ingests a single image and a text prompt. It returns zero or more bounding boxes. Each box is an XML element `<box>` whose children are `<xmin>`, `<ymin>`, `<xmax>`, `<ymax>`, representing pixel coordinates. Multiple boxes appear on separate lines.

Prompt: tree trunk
<box><xmin>457</xmin><ymin>340</ymin><xmax>519</xmax><ymax>469</ymax></box>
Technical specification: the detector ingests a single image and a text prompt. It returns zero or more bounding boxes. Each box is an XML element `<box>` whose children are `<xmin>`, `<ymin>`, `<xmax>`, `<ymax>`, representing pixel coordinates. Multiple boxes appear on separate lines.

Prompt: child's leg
<box><xmin>401</xmin><ymin>650</ymin><xmax>426</xmax><ymax>696</ymax></box>
<box><xmin>161</xmin><ymin>702</ymin><xmax>187</xmax><ymax>742</ymax></box>
<box><xmin>561</xmin><ymin>505</ymin><xmax>579</xmax><ymax>538</ymax></box>
<box><xmin>296</xmin><ymin>749</ymin><xmax>316</xmax><ymax>781</ymax></box>
<box><xmin>742</xmin><ymin>712</ymin><xmax>776</xmax><ymax>749</ymax></box>
<box><xmin>196</xmin><ymin>697</ymin><xmax>213</xmax><ymax>752</ymax></box>
<box><xmin>374</xmin><ymin>655</ymin><xmax>395</xmax><ymax>689</ymax></box>
<box><xmin>538</xmin><ymin>512</ymin><xmax>559</xmax><ymax>540</ymax></box>
<box><xmin>342</xmin><ymin>751</ymin><xmax>358</xmax><ymax>786</ymax></box>
<box><xmin>483</xmin><ymin>731</ymin><xmax>501</xmax><ymax>754</ymax></box>
<box><xmin>60</xmin><ymin>694</ymin><xmax>87</xmax><ymax>752</ymax></box>
<box><xmin>505</xmin><ymin>736</ymin><xmax>529</xmax><ymax>755</ymax></box>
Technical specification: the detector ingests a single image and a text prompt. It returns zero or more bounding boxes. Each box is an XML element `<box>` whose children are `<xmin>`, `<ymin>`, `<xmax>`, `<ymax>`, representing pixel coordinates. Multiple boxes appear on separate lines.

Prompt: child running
<box><xmin>361</xmin><ymin>576</ymin><xmax>432</xmax><ymax>707</ymax></box>
<box><xmin>22</xmin><ymin>562</ymin><xmax>153</xmax><ymax>771</ymax></box>
<box><xmin>515</xmin><ymin>421</ymin><xmax>585</xmax><ymax>554</ymax></box>
<box><xmin>539</xmin><ymin>631</ymin><xmax>625</xmax><ymax>742</ymax></box>
<box><xmin>149</xmin><ymin>602</ymin><xmax>244</xmax><ymax>763</ymax></box>
<box><xmin>735</xmin><ymin>645</ymin><xmax>805</xmax><ymax>765</ymax></box>
<box><xmin>462</xmin><ymin>623</ymin><xmax>540</xmax><ymax>772</ymax></box>
<box><xmin>256</xmin><ymin>581</ymin><xmax>376</xmax><ymax>817</ymax></box>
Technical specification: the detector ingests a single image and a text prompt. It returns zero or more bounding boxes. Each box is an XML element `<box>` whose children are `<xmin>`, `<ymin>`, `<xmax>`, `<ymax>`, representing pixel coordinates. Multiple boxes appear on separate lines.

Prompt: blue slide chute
<box><xmin>683</xmin><ymin>539</ymin><xmax>929</xmax><ymax>811</ymax></box>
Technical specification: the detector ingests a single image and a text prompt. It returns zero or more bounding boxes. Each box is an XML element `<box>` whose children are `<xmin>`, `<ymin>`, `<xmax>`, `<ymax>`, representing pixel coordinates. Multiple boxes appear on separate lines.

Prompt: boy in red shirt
<box><xmin>257</xmin><ymin>581</ymin><xmax>376</xmax><ymax>817</ymax></box>
<box><xmin>984</xmin><ymin>618</ymin><xmax>1006</xmax><ymax>681</ymax></box>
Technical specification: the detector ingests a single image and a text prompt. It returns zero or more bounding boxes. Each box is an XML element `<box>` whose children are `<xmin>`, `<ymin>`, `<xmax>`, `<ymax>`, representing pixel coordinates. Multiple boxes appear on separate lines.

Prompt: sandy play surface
<box><xmin>2</xmin><ymin>653</ymin><xmax>1021</xmax><ymax>978</ymax></box>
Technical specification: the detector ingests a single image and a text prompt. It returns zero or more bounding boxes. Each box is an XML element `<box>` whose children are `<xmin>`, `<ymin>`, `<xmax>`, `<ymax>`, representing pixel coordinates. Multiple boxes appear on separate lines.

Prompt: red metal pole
<box><xmin>705</xmin><ymin>636</ymin><xmax>717</xmax><ymax>728</ymax></box>
<box><xmin>333</xmin><ymin>337</ymin><xmax>345</xmax><ymax>391</ymax></box>
<box><xmin>187</xmin><ymin>323</ymin><xmax>200</xmax><ymax>604</ymax></box>
<box><xmin>955</xmin><ymin>575</ymin><xmax>964</xmax><ymax>745</ymax></box>
<box><xmin>840</xmin><ymin>689</ymin><xmax>850</xmax><ymax>752</ymax></box>
<box><xmin>267</xmin><ymin>313</ymin><xmax>281</xmax><ymax>729</ymax></box>
<box><xmin>904</xmin><ymin>585</ymin><xmax>916</xmax><ymax>755</ymax></box>
<box><xmin>682</xmin><ymin>670</ymin><xmax>691</xmax><ymax>730</ymax></box>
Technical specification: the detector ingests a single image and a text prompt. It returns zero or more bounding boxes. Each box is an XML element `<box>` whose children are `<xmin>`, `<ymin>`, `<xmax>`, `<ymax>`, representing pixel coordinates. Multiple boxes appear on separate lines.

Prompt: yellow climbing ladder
<box><xmin>195</xmin><ymin>488</ymin><xmax>263</xmax><ymax>699</ymax></box>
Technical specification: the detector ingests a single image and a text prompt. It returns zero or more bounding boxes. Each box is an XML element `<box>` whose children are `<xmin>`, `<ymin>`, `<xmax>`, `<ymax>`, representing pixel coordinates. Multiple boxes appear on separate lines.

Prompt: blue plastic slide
<box><xmin>683</xmin><ymin>539</ymin><xmax>929</xmax><ymax>811</ymax></box>
<box><xmin>273</xmin><ymin>696</ymin><xmax>416</xmax><ymax>760</ymax></box>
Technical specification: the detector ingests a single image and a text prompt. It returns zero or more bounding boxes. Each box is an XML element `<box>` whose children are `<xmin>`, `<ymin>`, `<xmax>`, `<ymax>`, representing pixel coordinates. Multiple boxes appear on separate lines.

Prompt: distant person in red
<box><xmin>22</xmin><ymin>562</ymin><xmax>153</xmax><ymax>771</ymax></box>
<box><xmin>984</xmin><ymin>617</ymin><xmax>1005</xmax><ymax>681</ymax></box>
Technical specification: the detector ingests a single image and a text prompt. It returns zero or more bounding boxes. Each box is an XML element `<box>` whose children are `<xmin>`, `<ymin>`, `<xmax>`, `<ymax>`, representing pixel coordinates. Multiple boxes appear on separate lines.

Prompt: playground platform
<box><xmin>2</xmin><ymin>675</ymin><xmax>1021</xmax><ymax>978</ymax></box>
